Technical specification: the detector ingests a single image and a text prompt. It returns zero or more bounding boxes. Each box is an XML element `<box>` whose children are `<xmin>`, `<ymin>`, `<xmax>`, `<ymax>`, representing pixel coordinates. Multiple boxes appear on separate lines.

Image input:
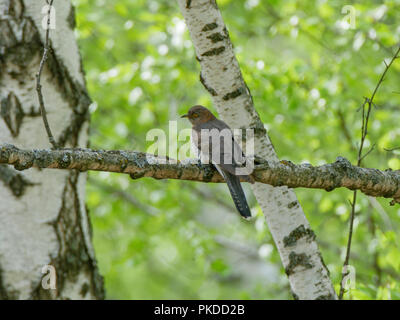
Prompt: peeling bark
<box><xmin>177</xmin><ymin>0</ymin><xmax>337</xmax><ymax>299</ymax></box>
<box><xmin>0</xmin><ymin>0</ymin><xmax>103</xmax><ymax>299</ymax></box>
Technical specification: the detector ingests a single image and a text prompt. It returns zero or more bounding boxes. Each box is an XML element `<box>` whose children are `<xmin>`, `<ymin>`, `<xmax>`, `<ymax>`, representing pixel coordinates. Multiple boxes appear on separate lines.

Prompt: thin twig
<box><xmin>367</xmin><ymin>197</ymin><xmax>393</xmax><ymax>231</ymax></box>
<box><xmin>336</xmin><ymin>109</ymin><xmax>356</xmax><ymax>151</ymax></box>
<box><xmin>339</xmin><ymin>45</ymin><xmax>400</xmax><ymax>299</ymax></box>
<box><xmin>89</xmin><ymin>177</ymin><xmax>159</xmax><ymax>216</ymax></box>
<box><xmin>185</xmin><ymin>184</ymin><xmax>237</xmax><ymax>213</ymax></box>
<box><xmin>384</xmin><ymin>147</ymin><xmax>400</xmax><ymax>152</ymax></box>
<box><xmin>359</xmin><ymin>143</ymin><xmax>376</xmax><ymax>162</ymax></box>
<box><xmin>35</xmin><ymin>0</ymin><xmax>58</xmax><ymax>149</ymax></box>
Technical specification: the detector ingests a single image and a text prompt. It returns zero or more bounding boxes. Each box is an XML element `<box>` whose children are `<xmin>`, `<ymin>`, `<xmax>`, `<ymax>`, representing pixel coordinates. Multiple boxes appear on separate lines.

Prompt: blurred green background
<box><xmin>73</xmin><ymin>0</ymin><xmax>400</xmax><ymax>299</ymax></box>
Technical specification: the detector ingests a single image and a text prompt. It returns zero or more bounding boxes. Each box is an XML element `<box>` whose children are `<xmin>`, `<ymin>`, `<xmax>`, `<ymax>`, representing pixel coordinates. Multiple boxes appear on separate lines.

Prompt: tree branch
<box><xmin>1</xmin><ymin>144</ymin><xmax>399</xmax><ymax>204</ymax></box>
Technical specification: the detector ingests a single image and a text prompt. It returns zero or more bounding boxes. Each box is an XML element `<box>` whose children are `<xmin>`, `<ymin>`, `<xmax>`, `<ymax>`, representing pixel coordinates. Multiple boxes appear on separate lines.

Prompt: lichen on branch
<box><xmin>1</xmin><ymin>143</ymin><xmax>399</xmax><ymax>204</ymax></box>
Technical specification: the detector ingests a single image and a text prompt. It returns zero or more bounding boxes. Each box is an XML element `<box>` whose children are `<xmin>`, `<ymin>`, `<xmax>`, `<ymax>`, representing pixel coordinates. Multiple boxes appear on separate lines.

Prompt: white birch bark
<box><xmin>0</xmin><ymin>0</ymin><xmax>103</xmax><ymax>299</ymax></box>
<box><xmin>178</xmin><ymin>0</ymin><xmax>337</xmax><ymax>299</ymax></box>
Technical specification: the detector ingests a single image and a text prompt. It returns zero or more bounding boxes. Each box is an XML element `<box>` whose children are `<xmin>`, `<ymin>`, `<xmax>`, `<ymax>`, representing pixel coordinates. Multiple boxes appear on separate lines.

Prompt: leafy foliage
<box><xmin>74</xmin><ymin>0</ymin><xmax>400</xmax><ymax>299</ymax></box>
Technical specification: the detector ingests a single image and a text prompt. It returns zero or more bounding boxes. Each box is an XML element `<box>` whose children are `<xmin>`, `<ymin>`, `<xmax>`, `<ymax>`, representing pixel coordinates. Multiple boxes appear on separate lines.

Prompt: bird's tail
<box><xmin>222</xmin><ymin>171</ymin><xmax>252</xmax><ymax>219</ymax></box>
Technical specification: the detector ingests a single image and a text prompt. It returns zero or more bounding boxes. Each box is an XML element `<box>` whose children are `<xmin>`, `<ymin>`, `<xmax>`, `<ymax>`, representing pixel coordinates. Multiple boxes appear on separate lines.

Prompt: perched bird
<box><xmin>181</xmin><ymin>105</ymin><xmax>254</xmax><ymax>219</ymax></box>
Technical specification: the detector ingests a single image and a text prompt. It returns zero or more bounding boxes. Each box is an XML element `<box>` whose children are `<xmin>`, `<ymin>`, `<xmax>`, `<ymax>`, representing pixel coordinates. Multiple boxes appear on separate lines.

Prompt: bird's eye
<box><xmin>192</xmin><ymin>113</ymin><xmax>199</xmax><ymax>118</ymax></box>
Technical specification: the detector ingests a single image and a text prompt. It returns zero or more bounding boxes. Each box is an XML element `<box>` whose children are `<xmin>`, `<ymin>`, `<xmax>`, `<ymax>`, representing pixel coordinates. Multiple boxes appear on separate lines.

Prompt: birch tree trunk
<box><xmin>0</xmin><ymin>0</ymin><xmax>104</xmax><ymax>299</ymax></box>
<box><xmin>178</xmin><ymin>0</ymin><xmax>337</xmax><ymax>299</ymax></box>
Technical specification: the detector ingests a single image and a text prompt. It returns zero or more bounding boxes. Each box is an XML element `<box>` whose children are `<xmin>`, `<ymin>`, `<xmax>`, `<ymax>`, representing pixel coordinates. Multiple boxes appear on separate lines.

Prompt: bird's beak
<box><xmin>180</xmin><ymin>114</ymin><xmax>188</xmax><ymax>118</ymax></box>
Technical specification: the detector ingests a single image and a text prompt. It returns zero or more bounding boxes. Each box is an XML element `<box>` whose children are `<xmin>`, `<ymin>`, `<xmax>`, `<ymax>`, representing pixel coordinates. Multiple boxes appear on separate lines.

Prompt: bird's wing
<box><xmin>198</xmin><ymin>119</ymin><xmax>247</xmax><ymax>175</ymax></box>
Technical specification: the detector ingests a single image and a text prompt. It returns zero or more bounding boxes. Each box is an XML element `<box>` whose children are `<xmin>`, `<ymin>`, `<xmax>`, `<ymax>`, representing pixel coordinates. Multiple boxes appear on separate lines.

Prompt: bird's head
<box><xmin>181</xmin><ymin>105</ymin><xmax>216</xmax><ymax>125</ymax></box>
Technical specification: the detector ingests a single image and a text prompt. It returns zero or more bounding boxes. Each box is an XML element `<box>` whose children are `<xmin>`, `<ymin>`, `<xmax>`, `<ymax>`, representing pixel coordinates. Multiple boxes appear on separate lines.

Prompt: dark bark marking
<box><xmin>201</xmin><ymin>22</ymin><xmax>218</xmax><ymax>32</ymax></box>
<box><xmin>45</xmin><ymin>48</ymin><xmax>91</xmax><ymax>147</ymax></box>
<box><xmin>71</xmin><ymin>173</ymin><xmax>104</xmax><ymax>299</ymax></box>
<box><xmin>201</xmin><ymin>46</ymin><xmax>225</xmax><ymax>56</ymax></box>
<box><xmin>46</xmin><ymin>48</ymin><xmax>92</xmax><ymax>114</ymax></box>
<box><xmin>0</xmin><ymin>265</ymin><xmax>18</xmax><ymax>299</ymax></box>
<box><xmin>210</xmin><ymin>0</ymin><xmax>218</xmax><ymax>9</ymax></box>
<box><xmin>7</xmin><ymin>0</ymin><xmax>25</xmax><ymax>21</ymax></box>
<box><xmin>199</xmin><ymin>73</ymin><xmax>217</xmax><ymax>96</ymax></box>
<box><xmin>0</xmin><ymin>20</ymin><xmax>18</xmax><ymax>48</ymax></box>
<box><xmin>316</xmin><ymin>293</ymin><xmax>336</xmax><ymax>300</ymax></box>
<box><xmin>1</xmin><ymin>92</ymin><xmax>25</xmax><ymax>137</ymax></box>
<box><xmin>243</xmin><ymin>79</ymin><xmax>253</xmax><ymax>103</ymax></box>
<box><xmin>32</xmin><ymin>171</ymin><xmax>105</xmax><ymax>299</ymax></box>
<box><xmin>285</xmin><ymin>252</ymin><xmax>314</xmax><ymax>276</ymax></box>
<box><xmin>0</xmin><ymin>164</ymin><xmax>34</xmax><ymax>197</ymax></box>
<box><xmin>253</xmin><ymin>125</ymin><xmax>267</xmax><ymax>137</ymax></box>
<box><xmin>22</xmin><ymin>18</ymin><xmax>37</xmax><ymax>43</ymax></box>
<box><xmin>287</xmin><ymin>200</ymin><xmax>299</xmax><ymax>209</ymax></box>
<box><xmin>67</xmin><ymin>4</ymin><xmax>76</xmax><ymax>30</ymax></box>
<box><xmin>318</xmin><ymin>251</ymin><xmax>330</xmax><ymax>277</ymax></box>
<box><xmin>57</xmin><ymin>111</ymin><xmax>90</xmax><ymax>148</ymax></box>
<box><xmin>26</xmin><ymin>105</ymin><xmax>42</xmax><ymax>117</ymax></box>
<box><xmin>186</xmin><ymin>0</ymin><xmax>192</xmax><ymax>9</ymax></box>
<box><xmin>291</xmin><ymin>291</ymin><xmax>299</xmax><ymax>300</ymax></box>
<box><xmin>206</xmin><ymin>32</ymin><xmax>225</xmax><ymax>43</ymax></box>
<box><xmin>80</xmin><ymin>282</ymin><xmax>90</xmax><ymax>297</ymax></box>
<box><xmin>222</xmin><ymin>87</ymin><xmax>245</xmax><ymax>101</ymax></box>
<box><xmin>0</xmin><ymin>267</ymin><xmax>8</xmax><ymax>300</ymax></box>
<box><xmin>283</xmin><ymin>224</ymin><xmax>316</xmax><ymax>247</ymax></box>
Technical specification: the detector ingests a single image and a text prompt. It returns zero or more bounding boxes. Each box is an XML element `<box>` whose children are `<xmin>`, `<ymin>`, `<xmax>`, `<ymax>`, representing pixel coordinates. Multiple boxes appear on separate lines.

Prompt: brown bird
<box><xmin>181</xmin><ymin>105</ymin><xmax>254</xmax><ymax>219</ymax></box>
